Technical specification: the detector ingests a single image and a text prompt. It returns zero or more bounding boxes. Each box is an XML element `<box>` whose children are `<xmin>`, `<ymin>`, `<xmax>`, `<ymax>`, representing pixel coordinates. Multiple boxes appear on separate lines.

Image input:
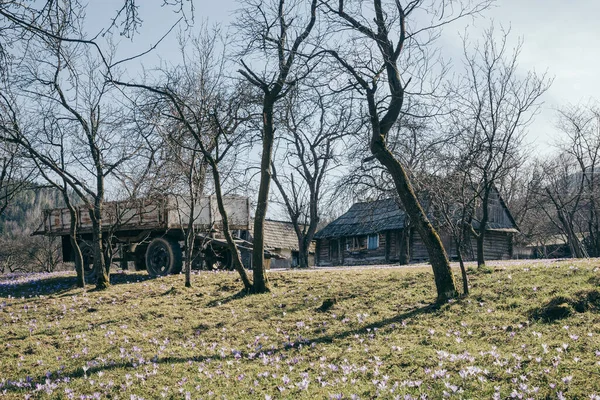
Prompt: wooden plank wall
<box><xmin>468</xmin><ymin>231</ymin><xmax>512</xmax><ymax>260</ymax></box>
<box><xmin>317</xmin><ymin>233</ymin><xmax>392</xmax><ymax>266</ymax></box>
<box><xmin>317</xmin><ymin>238</ymin><xmax>332</xmax><ymax>265</ymax></box>
<box><xmin>388</xmin><ymin>231</ymin><xmax>399</xmax><ymax>262</ymax></box>
<box><xmin>410</xmin><ymin>231</ymin><xmax>429</xmax><ymax>261</ymax></box>
<box><xmin>317</xmin><ymin>229</ymin><xmax>513</xmax><ymax>266</ymax></box>
<box><xmin>411</xmin><ymin>230</ymin><xmax>512</xmax><ymax>262</ymax></box>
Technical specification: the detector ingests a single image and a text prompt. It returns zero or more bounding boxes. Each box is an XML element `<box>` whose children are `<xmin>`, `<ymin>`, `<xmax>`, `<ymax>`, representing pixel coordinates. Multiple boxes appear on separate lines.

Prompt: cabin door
<box><xmin>330</xmin><ymin>240</ymin><xmax>340</xmax><ymax>264</ymax></box>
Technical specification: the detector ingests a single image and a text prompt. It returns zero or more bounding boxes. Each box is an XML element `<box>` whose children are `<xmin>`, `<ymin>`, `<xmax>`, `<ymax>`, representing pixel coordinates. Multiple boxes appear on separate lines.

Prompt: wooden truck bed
<box><xmin>34</xmin><ymin>195</ymin><xmax>250</xmax><ymax>236</ymax></box>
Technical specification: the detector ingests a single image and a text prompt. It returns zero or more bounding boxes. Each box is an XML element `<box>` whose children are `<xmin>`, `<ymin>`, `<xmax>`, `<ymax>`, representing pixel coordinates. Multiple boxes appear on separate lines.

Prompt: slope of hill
<box><xmin>1</xmin><ymin>260</ymin><xmax>600</xmax><ymax>398</ymax></box>
<box><xmin>0</xmin><ymin>186</ymin><xmax>63</xmax><ymax>237</ymax></box>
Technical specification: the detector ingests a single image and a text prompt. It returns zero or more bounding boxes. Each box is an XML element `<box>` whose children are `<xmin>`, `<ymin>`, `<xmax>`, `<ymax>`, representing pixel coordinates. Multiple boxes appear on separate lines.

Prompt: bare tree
<box><xmin>0</xmin><ymin>129</ymin><xmax>33</xmax><ymax>218</ymax></box>
<box><xmin>426</xmin><ymin>168</ymin><xmax>476</xmax><ymax>295</ymax></box>
<box><xmin>455</xmin><ymin>26</ymin><xmax>551</xmax><ymax>267</ymax></box>
<box><xmin>32</xmin><ymin>142</ymin><xmax>87</xmax><ymax>287</ymax></box>
<box><xmin>1</xmin><ymin>79</ymin><xmax>86</xmax><ymax>282</ymax></box>
<box><xmin>555</xmin><ymin>104</ymin><xmax>600</xmax><ymax>256</ymax></box>
<box><xmin>533</xmin><ymin>154</ymin><xmax>588</xmax><ymax>258</ymax></box>
<box><xmin>134</xmin><ymin>30</ymin><xmax>224</xmax><ymax>287</ymax></box>
<box><xmin>236</xmin><ymin>0</ymin><xmax>320</xmax><ymax>293</ymax></box>
<box><xmin>0</xmin><ymin>8</ymin><xmax>143</xmax><ymax>289</ymax></box>
<box><xmin>271</xmin><ymin>85</ymin><xmax>355</xmax><ymax>268</ymax></box>
<box><xmin>319</xmin><ymin>0</ymin><xmax>493</xmax><ymax>300</ymax></box>
<box><xmin>335</xmin><ymin>110</ymin><xmax>451</xmax><ymax>265</ymax></box>
<box><xmin>532</xmin><ymin>103</ymin><xmax>600</xmax><ymax>260</ymax></box>
<box><xmin>115</xmin><ymin>27</ymin><xmax>256</xmax><ymax>292</ymax></box>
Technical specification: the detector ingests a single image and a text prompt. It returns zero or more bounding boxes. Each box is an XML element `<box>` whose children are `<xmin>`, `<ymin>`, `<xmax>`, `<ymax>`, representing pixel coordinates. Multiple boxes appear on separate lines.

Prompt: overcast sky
<box><xmin>87</xmin><ymin>0</ymin><xmax>600</xmax><ymax>155</ymax></box>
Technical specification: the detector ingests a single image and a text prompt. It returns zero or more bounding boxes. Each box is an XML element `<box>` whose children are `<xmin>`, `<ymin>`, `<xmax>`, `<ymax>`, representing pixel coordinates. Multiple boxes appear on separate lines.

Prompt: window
<box><xmin>367</xmin><ymin>234</ymin><xmax>379</xmax><ymax>250</ymax></box>
<box><xmin>346</xmin><ymin>237</ymin><xmax>361</xmax><ymax>251</ymax></box>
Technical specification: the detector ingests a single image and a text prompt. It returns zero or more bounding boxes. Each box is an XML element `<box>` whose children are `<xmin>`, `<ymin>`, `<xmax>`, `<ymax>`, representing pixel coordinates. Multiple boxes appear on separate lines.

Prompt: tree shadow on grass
<box><xmin>0</xmin><ymin>271</ymin><xmax>155</xmax><ymax>298</ymax></box>
<box><xmin>205</xmin><ymin>289</ymin><xmax>249</xmax><ymax>307</ymax></box>
<box><xmin>311</xmin><ymin>302</ymin><xmax>442</xmax><ymax>345</ymax></box>
<box><xmin>1</xmin><ymin>301</ymin><xmax>449</xmax><ymax>395</ymax></box>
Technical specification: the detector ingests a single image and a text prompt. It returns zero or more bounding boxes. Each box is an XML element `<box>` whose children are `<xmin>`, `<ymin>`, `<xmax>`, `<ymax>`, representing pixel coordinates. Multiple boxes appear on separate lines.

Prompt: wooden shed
<box><xmin>315</xmin><ymin>191</ymin><xmax>518</xmax><ymax>266</ymax></box>
<box><xmin>249</xmin><ymin>219</ymin><xmax>315</xmax><ymax>268</ymax></box>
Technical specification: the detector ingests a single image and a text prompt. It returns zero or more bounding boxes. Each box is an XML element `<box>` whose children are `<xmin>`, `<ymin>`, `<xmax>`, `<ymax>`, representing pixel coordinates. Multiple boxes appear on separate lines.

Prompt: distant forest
<box><xmin>0</xmin><ymin>186</ymin><xmax>64</xmax><ymax>273</ymax></box>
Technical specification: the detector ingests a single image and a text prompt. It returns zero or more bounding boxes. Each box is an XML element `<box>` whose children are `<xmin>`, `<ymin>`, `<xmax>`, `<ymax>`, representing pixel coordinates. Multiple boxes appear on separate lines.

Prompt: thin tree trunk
<box><xmin>185</xmin><ymin>200</ymin><xmax>194</xmax><ymax>288</ymax></box>
<box><xmin>60</xmin><ymin>183</ymin><xmax>85</xmax><ymax>287</ymax></box>
<box><xmin>184</xmin><ymin>160</ymin><xmax>207</xmax><ymax>288</ymax></box>
<box><xmin>92</xmin><ymin>205</ymin><xmax>110</xmax><ymax>290</ymax></box>
<box><xmin>209</xmin><ymin>160</ymin><xmax>253</xmax><ymax>291</ymax></box>
<box><xmin>456</xmin><ymin>244</ymin><xmax>469</xmax><ymax>296</ymax></box>
<box><xmin>559</xmin><ymin>210</ymin><xmax>586</xmax><ymax>258</ymax></box>
<box><xmin>476</xmin><ymin>232</ymin><xmax>485</xmax><ymax>268</ymax></box>
<box><xmin>184</xmin><ymin>180</ymin><xmax>197</xmax><ymax>288</ymax></box>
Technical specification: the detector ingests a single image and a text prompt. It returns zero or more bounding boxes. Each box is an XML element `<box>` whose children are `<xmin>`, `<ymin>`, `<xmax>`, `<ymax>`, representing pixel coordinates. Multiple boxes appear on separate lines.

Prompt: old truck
<box><xmin>34</xmin><ymin>195</ymin><xmax>259</xmax><ymax>279</ymax></box>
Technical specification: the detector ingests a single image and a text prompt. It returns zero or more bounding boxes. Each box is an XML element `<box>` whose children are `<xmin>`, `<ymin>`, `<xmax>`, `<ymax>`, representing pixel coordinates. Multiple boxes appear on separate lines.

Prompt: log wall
<box><xmin>316</xmin><ymin>229</ymin><xmax>514</xmax><ymax>266</ymax></box>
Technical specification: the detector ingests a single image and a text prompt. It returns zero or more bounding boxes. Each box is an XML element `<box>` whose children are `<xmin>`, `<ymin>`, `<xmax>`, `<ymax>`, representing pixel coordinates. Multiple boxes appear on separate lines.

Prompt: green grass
<box><xmin>2</xmin><ymin>260</ymin><xmax>600</xmax><ymax>399</ymax></box>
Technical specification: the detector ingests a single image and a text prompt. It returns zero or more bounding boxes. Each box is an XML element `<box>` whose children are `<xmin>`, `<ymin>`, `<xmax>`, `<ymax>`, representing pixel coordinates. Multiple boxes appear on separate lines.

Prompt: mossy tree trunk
<box><xmin>324</xmin><ymin>0</ymin><xmax>464</xmax><ymax>301</ymax></box>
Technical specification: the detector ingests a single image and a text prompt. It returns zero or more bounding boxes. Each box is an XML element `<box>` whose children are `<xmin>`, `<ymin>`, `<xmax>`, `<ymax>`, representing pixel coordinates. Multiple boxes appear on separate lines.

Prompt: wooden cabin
<box><xmin>315</xmin><ymin>191</ymin><xmax>518</xmax><ymax>266</ymax></box>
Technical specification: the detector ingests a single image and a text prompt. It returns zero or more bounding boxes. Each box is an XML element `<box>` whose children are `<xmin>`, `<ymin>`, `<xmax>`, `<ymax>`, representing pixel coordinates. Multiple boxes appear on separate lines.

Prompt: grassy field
<box><xmin>1</xmin><ymin>260</ymin><xmax>600</xmax><ymax>399</ymax></box>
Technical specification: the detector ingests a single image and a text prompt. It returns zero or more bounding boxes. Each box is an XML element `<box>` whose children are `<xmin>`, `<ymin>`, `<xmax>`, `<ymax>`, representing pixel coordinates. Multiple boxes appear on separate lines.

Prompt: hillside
<box><xmin>0</xmin><ymin>186</ymin><xmax>63</xmax><ymax>237</ymax></box>
<box><xmin>1</xmin><ymin>260</ymin><xmax>600</xmax><ymax>398</ymax></box>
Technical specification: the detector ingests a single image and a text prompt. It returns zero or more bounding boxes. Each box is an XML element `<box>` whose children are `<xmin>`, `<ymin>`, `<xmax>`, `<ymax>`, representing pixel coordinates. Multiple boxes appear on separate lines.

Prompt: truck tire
<box><xmin>203</xmin><ymin>247</ymin><xmax>234</xmax><ymax>270</ymax></box>
<box><xmin>219</xmin><ymin>249</ymin><xmax>234</xmax><ymax>271</ymax></box>
<box><xmin>145</xmin><ymin>237</ymin><xmax>182</xmax><ymax>277</ymax></box>
<box><xmin>78</xmin><ymin>241</ymin><xmax>97</xmax><ymax>283</ymax></box>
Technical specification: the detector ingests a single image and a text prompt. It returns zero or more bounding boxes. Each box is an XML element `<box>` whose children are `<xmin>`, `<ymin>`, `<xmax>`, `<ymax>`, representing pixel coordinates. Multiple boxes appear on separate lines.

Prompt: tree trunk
<box><xmin>456</xmin><ymin>244</ymin><xmax>469</xmax><ymax>296</ymax></box>
<box><xmin>92</xmin><ymin>207</ymin><xmax>109</xmax><ymax>290</ymax></box>
<box><xmin>184</xmin><ymin>212</ymin><xmax>194</xmax><ymax>288</ymax></box>
<box><xmin>399</xmin><ymin>228</ymin><xmax>410</xmax><ymax>265</ymax></box>
<box><xmin>184</xmin><ymin>161</ymin><xmax>207</xmax><ymax>288</ymax></box>
<box><xmin>69</xmin><ymin>214</ymin><xmax>85</xmax><ymax>288</ymax></box>
<box><xmin>476</xmin><ymin>232</ymin><xmax>485</xmax><ymax>268</ymax></box>
<box><xmin>557</xmin><ymin>209</ymin><xmax>586</xmax><ymax>258</ymax></box>
<box><xmin>370</xmin><ymin>137</ymin><xmax>457</xmax><ymax>301</ymax></box>
<box><xmin>251</xmin><ymin>101</ymin><xmax>275</xmax><ymax>293</ymax></box>
<box><xmin>209</xmin><ymin>159</ymin><xmax>253</xmax><ymax>292</ymax></box>
<box><xmin>298</xmin><ymin>238</ymin><xmax>310</xmax><ymax>268</ymax></box>
<box><xmin>62</xmin><ymin>190</ymin><xmax>85</xmax><ymax>288</ymax></box>
<box><xmin>476</xmin><ymin>188</ymin><xmax>490</xmax><ymax>268</ymax></box>
<box><xmin>184</xmin><ymin>187</ymin><xmax>197</xmax><ymax>288</ymax></box>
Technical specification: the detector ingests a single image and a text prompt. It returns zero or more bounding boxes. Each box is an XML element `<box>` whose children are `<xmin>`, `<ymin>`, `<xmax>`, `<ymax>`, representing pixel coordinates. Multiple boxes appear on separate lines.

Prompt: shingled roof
<box><xmin>251</xmin><ymin>219</ymin><xmax>316</xmax><ymax>252</ymax></box>
<box><xmin>315</xmin><ymin>192</ymin><xmax>519</xmax><ymax>239</ymax></box>
<box><xmin>314</xmin><ymin>198</ymin><xmax>407</xmax><ymax>239</ymax></box>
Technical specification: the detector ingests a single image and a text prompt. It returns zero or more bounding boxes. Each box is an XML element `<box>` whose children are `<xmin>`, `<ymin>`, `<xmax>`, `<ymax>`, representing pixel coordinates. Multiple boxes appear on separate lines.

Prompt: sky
<box><xmin>73</xmin><ymin>0</ymin><xmax>600</xmax><ymax>218</ymax></box>
<box><xmin>468</xmin><ymin>0</ymin><xmax>600</xmax><ymax>153</ymax></box>
<box><xmin>83</xmin><ymin>0</ymin><xmax>600</xmax><ymax>157</ymax></box>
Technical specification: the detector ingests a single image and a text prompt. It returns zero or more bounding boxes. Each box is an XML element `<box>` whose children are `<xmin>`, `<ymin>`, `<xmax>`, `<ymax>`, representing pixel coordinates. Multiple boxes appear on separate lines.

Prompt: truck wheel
<box><xmin>78</xmin><ymin>241</ymin><xmax>97</xmax><ymax>283</ymax></box>
<box><xmin>145</xmin><ymin>237</ymin><xmax>182</xmax><ymax>277</ymax></box>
